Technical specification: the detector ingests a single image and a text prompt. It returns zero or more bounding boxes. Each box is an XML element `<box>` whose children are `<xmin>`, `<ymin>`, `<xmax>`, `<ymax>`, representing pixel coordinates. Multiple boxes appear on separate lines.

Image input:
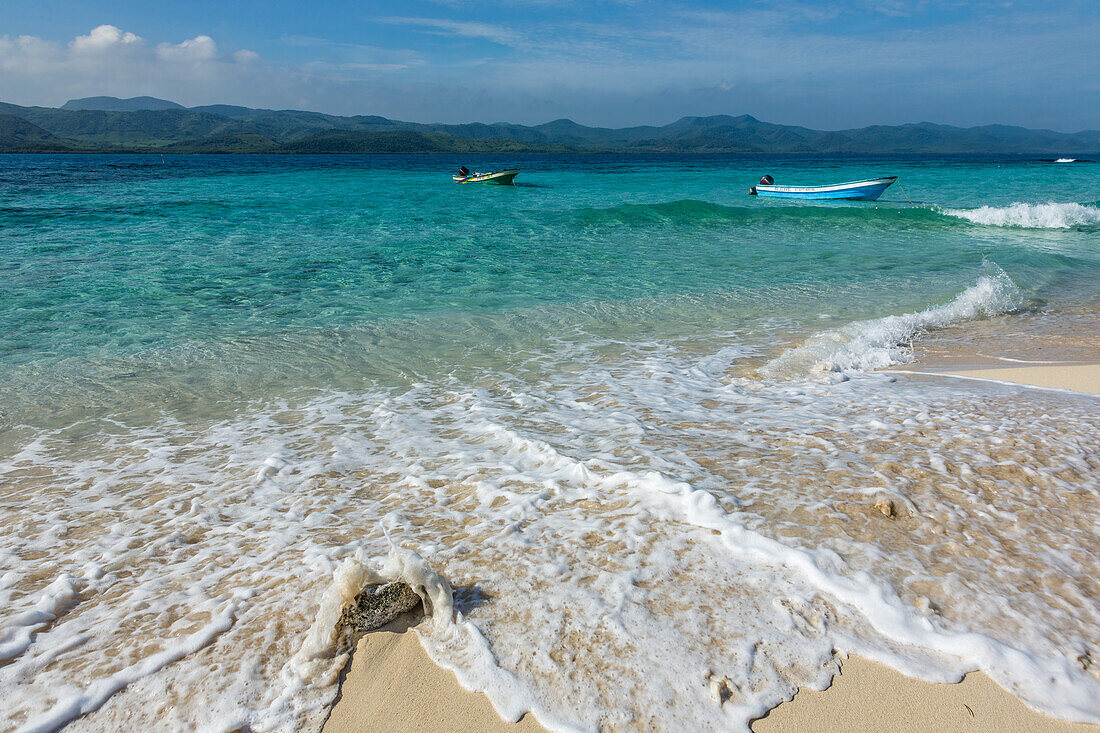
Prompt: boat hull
<box><xmin>453</xmin><ymin>169</ymin><xmax>520</xmax><ymax>185</ymax></box>
<box><xmin>752</xmin><ymin>176</ymin><xmax>897</xmax><ymax>201</ymax></box>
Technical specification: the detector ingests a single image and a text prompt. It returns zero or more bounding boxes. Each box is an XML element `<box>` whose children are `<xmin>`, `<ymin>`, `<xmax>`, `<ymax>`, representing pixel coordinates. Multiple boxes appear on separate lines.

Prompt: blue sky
<box><xmin>1</xmin><ymin>1</ymin><xmax>1097</xmax><ymax>130</ymax></box>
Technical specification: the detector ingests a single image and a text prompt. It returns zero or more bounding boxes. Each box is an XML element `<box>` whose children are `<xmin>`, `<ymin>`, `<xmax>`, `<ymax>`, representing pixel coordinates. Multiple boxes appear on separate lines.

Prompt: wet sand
<box><xmin>326</xmin><ymin>626</ymin><xmax>1100</xmax><ymax>733</ymax></box>
<box><xmin>754</xmin><ymin>656</ymin><xmax>1100</xmax><ymax>733</ymax></box>
<box><xmin>323</xmin><ymin>614</ymin><xmax>543</xmax><ymax>733</ymax></box>
<box><xmin>896</xmin><ymin>361</ymin><xmax>1100</xmax><ymax>394</ymax></box>
<box><xmin>325</xmin><ymin>360</ymin><xmax>1100</xmax><ymax>733</ymax></box>
<box><xmin>757</xmin><ymin>356</ymin><xmax>1099</xmax><ymax>732</ymax></box>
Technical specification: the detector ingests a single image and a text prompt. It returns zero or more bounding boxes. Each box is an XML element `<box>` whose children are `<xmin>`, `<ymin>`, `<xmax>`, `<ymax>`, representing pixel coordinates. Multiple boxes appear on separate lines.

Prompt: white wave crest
<box><xmin>941</xmin><ymin>202</ymin><xmax>1100</xmax><ymax>228</ymax></box>
<box><xmin>761</xmin><ymin>272</ymin><xmax>1021</xmax><ymax>377</ymax></box>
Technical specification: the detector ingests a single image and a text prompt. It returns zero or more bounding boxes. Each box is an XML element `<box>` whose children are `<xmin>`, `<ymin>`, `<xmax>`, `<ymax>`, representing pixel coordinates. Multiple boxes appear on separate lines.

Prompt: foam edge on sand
<box><xmin>325</xmin><ymin>361</ymin><xmax>1100</xmax><ymax>733</ymax></box>
<box><xmin>325</xmin><ymin>619</ymin><xmax>1100</xmax><ymax>733</ymax></box>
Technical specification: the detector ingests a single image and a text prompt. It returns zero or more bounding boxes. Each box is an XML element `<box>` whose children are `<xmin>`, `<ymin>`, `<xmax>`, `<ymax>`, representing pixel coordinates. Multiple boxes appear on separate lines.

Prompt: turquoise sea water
<box><xmin>1</xmin><ymin>154</ymin><xmax>1099</xmax><ymax>731</ymax></box>
<box><xmin>3</xmin><ymin>154</ymin><xmax>1099</xmax><ymax>420</ymax></box>
<box><xmin>4</xmin><ymin>155</ymin><xmax>1099</xmax><ymax>359</ymax></box>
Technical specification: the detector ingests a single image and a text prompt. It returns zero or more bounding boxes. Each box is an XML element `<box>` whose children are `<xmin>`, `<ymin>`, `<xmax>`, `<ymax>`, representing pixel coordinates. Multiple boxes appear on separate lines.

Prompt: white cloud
<box><xmin>0</xmin><ymin>25</ymin><xmax>264</xmax><ymax>107</ymax></box>
<box><xmin>157</xmin><ymin>35</ymin><xmax>218</xmax><ymax>62</ymax></box>
<box><xmin>70</xmin><ymin>25</ymin><xmax>141</xmax><ymax>53</ymax></box>
<box><xmin>2</xmin><ymin>24</ymin><xmax>231</xmax><ymax>75</ymax></box>
<box><xmin>379</xmin><ymin>17</ymin><xmax>521</xmax><ymax>46</ymax></box>
<box><xmin>0</xmin><ymin>35</ymin><xmax>59</xmax><ymax>74</ymax></box>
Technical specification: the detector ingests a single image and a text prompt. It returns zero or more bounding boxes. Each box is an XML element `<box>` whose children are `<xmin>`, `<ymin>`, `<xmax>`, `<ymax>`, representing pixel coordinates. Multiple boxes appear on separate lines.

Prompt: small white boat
<box><xmin>452</xmin><ymin>169</ymin><xmax>519</xmax><ymax>185</ymax></box>
<box><xmin>749</xmin><ymin>175</ymin><xmax>897</xmax><ymax>201</ymax></box>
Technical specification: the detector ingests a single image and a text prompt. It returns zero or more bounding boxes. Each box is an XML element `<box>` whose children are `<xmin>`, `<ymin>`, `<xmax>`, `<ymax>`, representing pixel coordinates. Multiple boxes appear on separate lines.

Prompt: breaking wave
<box><xmin>761</xmin><ymin>271</ymin><xmax>1021</xmax><ymax>377</ymax></box>
<box><xmin>940</xmin><ymin>202</ymin><xmax>1100</xmax><ymax>229</ymax></box>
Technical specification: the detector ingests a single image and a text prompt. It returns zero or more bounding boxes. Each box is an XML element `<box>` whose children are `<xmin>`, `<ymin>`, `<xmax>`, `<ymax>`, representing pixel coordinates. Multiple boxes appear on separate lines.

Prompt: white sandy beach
<box><xmin>327</xmin><ymin>625</ymin><xmax>1100</xmax><ymax>733</ymax></box>
<box><xmin>324</xmin><ymin>614</ymin><xmax>543</xmax><ymax>733</ymax></box>
<box><xmin>325</xmin><ymin>360</ymin><xmax>1100</xmax><ymax>732</ymax></box>
<box><xmin>899</xmin><ymin>362</ymin><xmax>1100</xmax><ymax>394</ymax></box>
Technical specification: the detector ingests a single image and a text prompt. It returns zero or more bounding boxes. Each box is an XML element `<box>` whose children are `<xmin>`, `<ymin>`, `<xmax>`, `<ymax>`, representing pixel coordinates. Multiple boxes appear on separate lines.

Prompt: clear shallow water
<box><xmin>1</xmin><ymin>154</ymin><xmax>1099</xmax><ymax>732</ymax></box>
<box><xmin>4</xmin><ymin>155</ymin><xmax>1099</xmax><ymax>373</ymax></box>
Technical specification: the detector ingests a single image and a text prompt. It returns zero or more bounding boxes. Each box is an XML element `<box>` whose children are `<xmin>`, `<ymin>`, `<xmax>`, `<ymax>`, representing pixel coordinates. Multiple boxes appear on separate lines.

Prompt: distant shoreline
<box><xmin>3</xmin><ymin>99</ymin><xmax>1098</xmax><ymax>155</ymax></box>
<box><xmin>2</xmin><ymin>147</ymin><xmax>1091</xmax><ymax>155</ymax></box>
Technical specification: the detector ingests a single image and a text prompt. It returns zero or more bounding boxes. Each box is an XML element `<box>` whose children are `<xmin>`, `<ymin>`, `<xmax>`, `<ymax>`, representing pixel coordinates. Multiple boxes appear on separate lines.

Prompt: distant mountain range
<box><xmin>1</xmin><ymin>96</ymin><xmax>1097</xmax><ymax>154</ymax></box>
<box><xmin>60</xmin><ymin>96</ymin><xmax>186</xmax><ymax>112</ymax></box>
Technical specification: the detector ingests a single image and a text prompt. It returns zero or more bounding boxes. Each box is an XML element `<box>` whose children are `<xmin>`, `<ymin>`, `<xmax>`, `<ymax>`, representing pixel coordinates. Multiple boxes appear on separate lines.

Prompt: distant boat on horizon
<box><xmin>749</xmin><ymin>175</ymin><xmax>897</xmax><ymax>201</ymax></box>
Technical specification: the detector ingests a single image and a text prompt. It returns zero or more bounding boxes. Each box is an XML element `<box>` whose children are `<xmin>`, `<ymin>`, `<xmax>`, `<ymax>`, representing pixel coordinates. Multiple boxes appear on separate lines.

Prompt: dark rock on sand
<box><xmin>341</xmin><ymin>582</ymin><xmax>422</xmax><ymax>632</ymax></box>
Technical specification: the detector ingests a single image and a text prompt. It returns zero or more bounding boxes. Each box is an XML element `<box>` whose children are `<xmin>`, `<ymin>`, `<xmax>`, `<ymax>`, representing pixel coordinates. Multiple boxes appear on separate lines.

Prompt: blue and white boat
<box><xmin>749</xmin><ymin>175</ymin><xmax>897</xmax><ymax>201</ymax></box>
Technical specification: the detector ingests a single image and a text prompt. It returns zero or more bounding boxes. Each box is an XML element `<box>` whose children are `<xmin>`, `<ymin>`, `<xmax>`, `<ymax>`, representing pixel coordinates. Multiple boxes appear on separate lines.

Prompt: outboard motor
<box><xmin>759</xmin><ymin>175</ymin><xmax>774</xmax><ymax>185</ymax></box>
<box><xmin>458</xmin><ymin>166</ymin><xmax>470</xmax><ymax>177</ymax></box>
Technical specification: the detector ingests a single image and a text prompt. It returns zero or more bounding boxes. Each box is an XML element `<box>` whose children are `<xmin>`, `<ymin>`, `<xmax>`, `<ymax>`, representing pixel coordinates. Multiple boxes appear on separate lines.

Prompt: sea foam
<box><xmin>940</xmin><ymin>202</ymin><xmax>1100</xmax><ymax>228</ymax></box>
<box><xmin>293</xmin><ymin>545</ymin><xmax>455</xmax><ymax>680</ymax></box>
<box><xmin>2</xmin><ymin>336</ymin><xmax>1099</xmax><ymax>732</ymax></box>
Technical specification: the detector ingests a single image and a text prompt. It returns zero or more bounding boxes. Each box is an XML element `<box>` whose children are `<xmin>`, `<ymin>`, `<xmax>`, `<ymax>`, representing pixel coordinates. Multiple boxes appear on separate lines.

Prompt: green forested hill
<box><xmin>0</xmin><ymin>114</ymin><xmax>77</xmax><ymax>152</ymax></box>
<box><xmin>61</xmin><ymin>96</ymin><xmax>185</xmax><ymax>112</ymax></box>
<box><xmin>1</xmin><ymin>98</ymin><xmax>1097</xmax><ymax>154</ymax></box>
